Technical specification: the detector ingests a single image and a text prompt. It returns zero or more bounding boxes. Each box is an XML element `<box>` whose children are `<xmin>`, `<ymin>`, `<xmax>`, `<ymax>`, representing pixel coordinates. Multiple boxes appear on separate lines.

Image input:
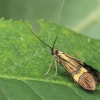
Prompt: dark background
<box><xmin>0</xmin><ymin>0</ymin><xmax>100</xmax><ymax>39</ymax></box>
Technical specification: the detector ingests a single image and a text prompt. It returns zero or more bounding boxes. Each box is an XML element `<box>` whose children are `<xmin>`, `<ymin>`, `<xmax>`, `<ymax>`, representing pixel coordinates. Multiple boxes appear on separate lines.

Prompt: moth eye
<box><xmin>51</xmin><ymin>49</ymin><xmax>55</xmax><ymax>55</ymax></box>
<box><xmin>52</xmin><ymin>51</ymin><xmax>54</xmax><ymax>55</ymax></box>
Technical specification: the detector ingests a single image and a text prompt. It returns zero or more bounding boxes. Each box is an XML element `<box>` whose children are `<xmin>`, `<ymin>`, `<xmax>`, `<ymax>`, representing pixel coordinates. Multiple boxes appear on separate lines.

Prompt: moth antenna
<box><xmin>52</xmin><ymin>0</ymin><xmax>65</xmax><ymax>49</ymax></box>
<box><xmin>22</xmin><ymin>20</ymin><xmax>52</xmax><ymax>49</ymax></box>
<box><xmin>16</xmin><ymin>1</ymin><xmax>53</xmax><ymax>50</ymax></box>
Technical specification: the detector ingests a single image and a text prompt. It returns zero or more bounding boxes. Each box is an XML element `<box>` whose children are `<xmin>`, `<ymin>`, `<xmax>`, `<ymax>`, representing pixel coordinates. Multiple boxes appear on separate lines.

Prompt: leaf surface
<box><xmin>0</xmin><ymin>19</ymin><xmax>100</xmax><ymax>100</ymax></box>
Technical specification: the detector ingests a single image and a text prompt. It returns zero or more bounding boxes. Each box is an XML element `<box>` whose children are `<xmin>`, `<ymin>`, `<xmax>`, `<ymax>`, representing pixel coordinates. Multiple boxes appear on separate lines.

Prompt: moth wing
<box><xmin>69</xmin><ymin>55</ymin><xmax>100</xmax><ymax>82</ymax></box>
<box><xmin>81</xmin><ymin>63</ymin><xmax>100</xmax><ymax>83</ymax></box>
<box><xmin>64</xmin><ymin>54</ymin><xmax>100</xmax><ymax>82</ymax></box>
<box><xmin>78</xmin><ymin>72</ymin><xmax>96</xmax><ymax>90</ymax></box>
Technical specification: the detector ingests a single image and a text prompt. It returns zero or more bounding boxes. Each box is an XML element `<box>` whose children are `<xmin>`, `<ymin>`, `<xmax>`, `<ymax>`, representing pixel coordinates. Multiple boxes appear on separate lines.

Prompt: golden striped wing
<box><xmin>78</xmin><ymin>72</ymin><xmax>96</xmax><ymax>90</ymax></box>
<box><xmin>56</xmin><ymin>51</ymin><xmax>96</xmax><ymax>90</ymax></box>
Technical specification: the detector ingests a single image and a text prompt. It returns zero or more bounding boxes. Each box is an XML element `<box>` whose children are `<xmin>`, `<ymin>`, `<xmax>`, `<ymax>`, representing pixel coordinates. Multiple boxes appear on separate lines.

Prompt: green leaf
<box><xmin>0</xmin><ymin>18</ymin><xmax>100</xmax><ymax>100</ymax></box>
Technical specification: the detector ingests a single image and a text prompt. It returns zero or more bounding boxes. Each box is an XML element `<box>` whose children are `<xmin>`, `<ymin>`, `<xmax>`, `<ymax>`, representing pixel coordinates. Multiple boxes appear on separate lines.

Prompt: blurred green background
<box><xmin>0</xmin><ymin>0</ymin><xmax>100</xmax><ymax>39</ymax></box>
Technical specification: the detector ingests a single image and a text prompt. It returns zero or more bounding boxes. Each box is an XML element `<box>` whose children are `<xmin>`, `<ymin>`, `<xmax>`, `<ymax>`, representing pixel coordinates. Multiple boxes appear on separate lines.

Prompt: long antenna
<box><xmin>23</xmin><ymin>21</ymin><xmax>52</xmax><ymax>49</ymax></box>
<box><xmin>17</xmin><ymin>1</ymin><xmax>52</xmax><ymax>50</ymax></box>
<box><xmin>52</xmin><ymin>0</ymin><xmax>65</xmax><ymax>49</ymax></box>
<box><xmin>18</xmin><ymin>0</ymin><xmax>65</xmax><ymax>50</ymax></box>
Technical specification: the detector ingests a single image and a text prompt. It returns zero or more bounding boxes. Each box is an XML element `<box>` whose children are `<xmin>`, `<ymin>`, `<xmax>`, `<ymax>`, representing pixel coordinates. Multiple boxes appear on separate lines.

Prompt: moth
<box><xmin>24</xmin><ymin>21</ymin><xmax>100</xmax><ymax>90</ymax></box>
<box><xmin>51</xmin><ymin>49</ymin><xmax>100</xmax><ymax>90</ymax></box>
<box><xmin>22</xmin><ymin>1</ymin><xmax>100</xmax><ymax>90</ymax></box>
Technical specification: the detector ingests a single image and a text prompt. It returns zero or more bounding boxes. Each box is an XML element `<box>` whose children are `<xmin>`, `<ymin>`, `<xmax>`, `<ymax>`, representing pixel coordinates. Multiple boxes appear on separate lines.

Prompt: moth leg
<box><xmin>44</xmin><ymin>61</ymin><xmax>54</xmax><ymax>76</ymax></box>
<box><xmin>54</xmin><ymin>60</ymin><xmax>57</xmax><ymax>77</ymax></box>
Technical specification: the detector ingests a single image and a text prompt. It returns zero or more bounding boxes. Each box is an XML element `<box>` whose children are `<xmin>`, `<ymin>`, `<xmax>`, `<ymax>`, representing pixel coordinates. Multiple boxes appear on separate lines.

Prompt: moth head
<box><xmin>51</xmin><ymin>48</ymin><xmax>58</xmax><ymax>56</ymax></box>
